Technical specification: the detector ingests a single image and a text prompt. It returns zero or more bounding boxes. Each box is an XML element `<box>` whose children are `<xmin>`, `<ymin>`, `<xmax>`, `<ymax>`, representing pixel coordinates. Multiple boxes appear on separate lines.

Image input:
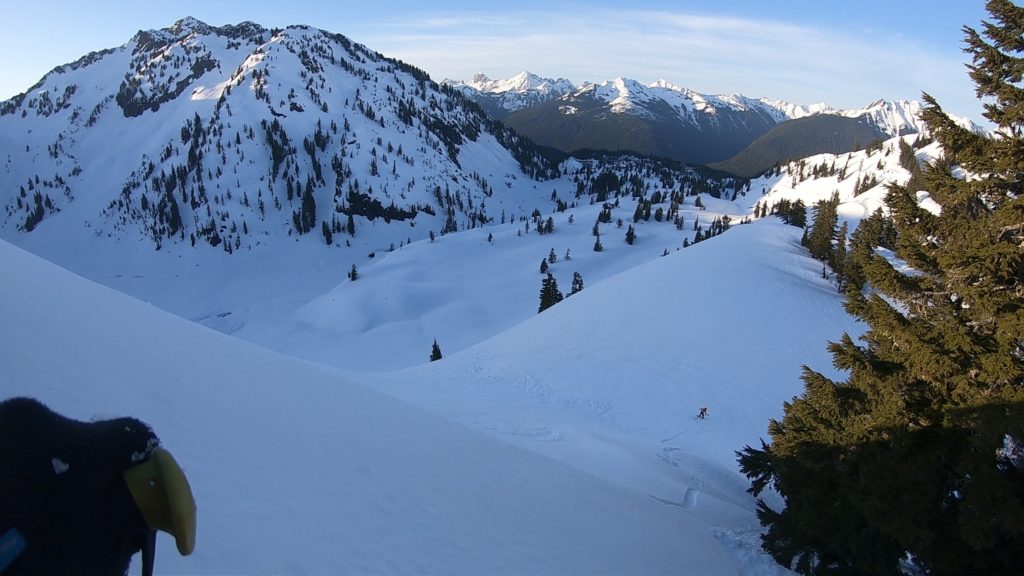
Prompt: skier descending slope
<box><xmin>0</xmin><ymin>397</ymin><xmax>196</xmax><ymax>576</ymax></box>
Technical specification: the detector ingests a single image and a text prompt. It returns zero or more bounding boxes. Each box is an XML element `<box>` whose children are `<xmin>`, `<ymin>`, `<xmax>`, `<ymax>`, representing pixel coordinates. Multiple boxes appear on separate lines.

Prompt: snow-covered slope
<box><xmin>0</xmin><ymin>17</ymin><xmax>556</xmax><ymax>258</ymax></box>
<box><xmin>745</xmin><ymin>133</ymin><xmax>943</xmax><ymax>227</ymax></box>
<box><xmin>1</xmin><ymin>237</ymin><xmax>744</xmax><ymax>575</ymax></box>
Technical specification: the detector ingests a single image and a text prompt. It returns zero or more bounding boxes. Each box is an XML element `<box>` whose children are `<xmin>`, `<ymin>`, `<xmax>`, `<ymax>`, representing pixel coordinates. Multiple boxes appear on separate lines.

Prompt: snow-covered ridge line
<box><xmin>448</xmin><ymin>71</ymin><xmax>984</xmax><ymax>136</ymax></box>
<box><xmin>569</xmin><ymin>78</ymin><xmax>924</xmax><ymax>135</ymax></box>
<box><xmin>443</xmin><ymin>71</ymin><xmax>575</xmax><ymax>95</ymax></box>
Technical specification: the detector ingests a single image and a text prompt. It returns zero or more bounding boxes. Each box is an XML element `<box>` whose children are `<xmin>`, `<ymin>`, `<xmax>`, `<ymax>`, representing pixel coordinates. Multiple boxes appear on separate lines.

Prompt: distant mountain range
<box><xmin>444</xmin><ymin>72</ymin><xmax>960</xmax><ymax>172</ymax></box>
<box><xmin>443</xmin><ymin>72</ymin><xmax>575</xmax><ymax>119</ymax></box>
<box><xmin>0</xmin><ymin>16</ymin><xmax>979</xmax><ymax>264</ymax></box>
<box><xmin>2</xmin><ymin>18</ymin><xmax>743</xmax><ymax>264</ymax></box>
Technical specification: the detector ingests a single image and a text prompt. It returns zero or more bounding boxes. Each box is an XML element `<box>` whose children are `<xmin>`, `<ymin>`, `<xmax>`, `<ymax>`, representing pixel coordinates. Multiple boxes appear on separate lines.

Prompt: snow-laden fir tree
<box><xmin>738</xmin><ymin>2</ymin><xmax>1024</xmax><ymax>573</ymax></box>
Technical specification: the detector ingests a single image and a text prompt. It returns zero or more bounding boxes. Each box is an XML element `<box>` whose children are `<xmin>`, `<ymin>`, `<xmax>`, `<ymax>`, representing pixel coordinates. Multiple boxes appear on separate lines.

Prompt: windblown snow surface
<box><xmin>1</xmin><ymin>135</ymin><xmax>936</xmax><ymax>574</ymax></box>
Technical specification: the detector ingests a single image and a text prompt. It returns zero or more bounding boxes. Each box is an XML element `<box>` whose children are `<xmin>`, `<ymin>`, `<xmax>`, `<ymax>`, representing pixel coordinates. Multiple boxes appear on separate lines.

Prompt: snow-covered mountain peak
<box><xmin>649</xmin><ymin>78</ymin><xmax>681</xmax><ymax>91</ymax></box>
<box><xmin>582</xmin><ymin>77</ymin><xmax>653</xmax><ymax>114</ymax></box>
<box><xmin>443</xmin><ymin>71</ymin><xmax>576</xmax><ymax>116</ymax></box>
<box><xmin>446</xmin><ymin>71</ymin><xmax>574</xmax><ymax>95</ymax></box>
<box><xmin>758</xmin><ymin>98</ymin><xmax>835</xmax><ymax>120</ymax></box>
<box><xmin>169</xmin><ymin>16</ymin><xmax>214</xmax><ymax>36</ymax></box>
<box><xmin>0</xmin><ymin>17</ymin><xmax>564</xmax><ymax>251</ymax></box>
<box><xmin>582</xmin><ymin>79</ymin><xmax>931</xmax><ymax>137</ymax></box>
<box><xmin>754</xmin><ymin>98</ymin><xmax>930</xmax><ymax>137</ymax></box>
<box><xmin>573</xmin><ymin>77</ymin><xmax>787</xmax><ymax>122</ymax></box>
<box><xmin>846</xmin><ymin>99</ymin><xmax>924</xmax><ymax>136</ymax></box>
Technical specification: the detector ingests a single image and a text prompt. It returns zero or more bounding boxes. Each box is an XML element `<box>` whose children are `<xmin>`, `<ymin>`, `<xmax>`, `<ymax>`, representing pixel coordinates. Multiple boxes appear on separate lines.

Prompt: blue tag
<box><xmin>0</xmin><ymin>528</ymin><xmax>27</xmax><ymax>572</ymax></box>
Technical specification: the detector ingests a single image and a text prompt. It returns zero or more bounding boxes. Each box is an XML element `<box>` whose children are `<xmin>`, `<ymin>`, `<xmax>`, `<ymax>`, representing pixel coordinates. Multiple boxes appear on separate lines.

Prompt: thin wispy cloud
<box><xmin>348</xmin><ymin>8</ymin><xmax>979</xmax><ymax>118</ymax></box>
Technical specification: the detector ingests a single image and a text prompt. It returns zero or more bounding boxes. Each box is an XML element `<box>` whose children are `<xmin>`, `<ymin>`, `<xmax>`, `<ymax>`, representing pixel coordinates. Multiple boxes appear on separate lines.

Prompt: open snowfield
<box><xmin>0</xmin><ymin>119</ymin><xmax>937</xmax><ymax>574</ymax></box>
<box><xmin>2</xmin><ymin>238</ymin><xmax>742</xmax><ymax>575</ymax></box>
<box><xmin>1</xmin><ymin>199</ymin><xmax>866</xmax><ymax>574</ymax></box>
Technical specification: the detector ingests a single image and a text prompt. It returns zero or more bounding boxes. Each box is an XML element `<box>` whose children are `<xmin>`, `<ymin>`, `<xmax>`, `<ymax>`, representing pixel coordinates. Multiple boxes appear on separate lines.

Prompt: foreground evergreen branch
<box><xmin>738</xmin><ymin>1</ymin><xmax>1024</xmax><ymax>573</ymax></box>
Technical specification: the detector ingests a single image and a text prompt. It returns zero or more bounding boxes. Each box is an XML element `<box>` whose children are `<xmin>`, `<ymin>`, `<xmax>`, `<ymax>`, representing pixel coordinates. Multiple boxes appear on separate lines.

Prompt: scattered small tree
<box><xmin>321</xmin><ymin>220</ymin><xmax>333</xmax><ymax>245</ymax></box>
<box><xmin>538</xmin><ymin>272</ymin><xmax>564</xmax><ymax>313</ymax></box>
<box><xmin>570</xmin><ymin>271</ymin><xmax>584</xmax><ymax>295</ymax></box>
<box><xmin>430</xmin><ymin>339</ymin><xmax>442</xmax><ymax>362</ymax></box>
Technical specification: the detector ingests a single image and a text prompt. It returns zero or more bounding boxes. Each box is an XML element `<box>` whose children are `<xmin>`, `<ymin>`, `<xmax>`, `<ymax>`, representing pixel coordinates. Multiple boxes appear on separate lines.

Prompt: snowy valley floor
<box><xmin>2</xmin><ymin>209</ymin><xmax>864</xmax><ymax>574</ymax></box>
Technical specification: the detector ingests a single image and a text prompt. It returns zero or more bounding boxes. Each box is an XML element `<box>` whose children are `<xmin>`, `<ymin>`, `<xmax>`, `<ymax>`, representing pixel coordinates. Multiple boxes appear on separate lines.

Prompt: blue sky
<box><xmin>1</xmin><ymin>1</ymin><xmax>990</xmax><ymax>121</ymax></box>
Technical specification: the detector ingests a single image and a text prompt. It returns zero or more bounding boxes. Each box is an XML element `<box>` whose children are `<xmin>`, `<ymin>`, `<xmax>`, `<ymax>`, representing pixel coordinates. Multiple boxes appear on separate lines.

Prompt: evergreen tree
<box><xmin>738</xmin><ymin>3</ymin><xmax>1024</xmax><ymax>573</ymax></box>
<box><xmin>538</xmin><ymin>273</ymin><xmax>564</xmax><ymax>313</ymax></box>
<box><xmin>321</xmin><ymin>220</ymin><xmax>332</xmax><ymax>245</ymax></box>
<box><xmin>299</xmin><ymin>178</ymin><xmax>316</xmax><ymax>234</ymax></box>
<box><xmin>625</xmin><ymin>224</ymin><xmax>636</xmax><ymax>245</ymax></box>
<box><xmin>548</xmin><ymin>248</ymin><xmax>558</xmax><ymax>264</ymax></box>
<box><xmin>806</xmin><ymin>191</ymin><xmax>839</xmax><ymax>262</ymax></box>
<box><xmin>570</xmin><ymin>271</ymin><xmax>584</xmax><ymax>295</ymax></box>
<box><xmin>540</xmin><ymin>258</ymin><xmax>549</xmax><ymax>274</ymax></box>
<box><xmin>831</xmin><ymin>220</ymin><xmax>849</xmax><ymax>293</ymax></box>
<box><xmin>347</xmin><ymin>264</ymin><xmax>358</xmax><ymax>281</ymax></box>
<box><xmin>430</xmin><ymin>339</ymin><xmax>442</xmax><ymax>362</ymax></box>
<box><xmin>774</xmin><ymin>199</ymin><xmax>808</xmax><ymax>227</ymax></box>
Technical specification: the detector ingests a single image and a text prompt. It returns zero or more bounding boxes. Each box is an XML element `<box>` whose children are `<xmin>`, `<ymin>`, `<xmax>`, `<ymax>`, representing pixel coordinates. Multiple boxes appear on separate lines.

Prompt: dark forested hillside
<box><xmin>710</xmin><ymin>115</ymin><xmax>887</xmax><ymax>178</ymax></box>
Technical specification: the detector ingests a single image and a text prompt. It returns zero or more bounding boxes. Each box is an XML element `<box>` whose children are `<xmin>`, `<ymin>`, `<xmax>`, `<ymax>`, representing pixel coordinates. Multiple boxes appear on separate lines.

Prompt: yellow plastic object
<box><xmin>123</xmin><ymin>448</ymin><xmax>197</xmax><ymax>555</ymax></box>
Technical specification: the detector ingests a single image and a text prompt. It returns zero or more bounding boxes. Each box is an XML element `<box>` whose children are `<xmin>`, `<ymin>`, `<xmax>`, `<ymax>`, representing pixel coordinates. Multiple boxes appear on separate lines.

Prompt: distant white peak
<box><xmin>648</xmin><ymin>79</ymin><xmax>701</xmax><ymax>100</ymax></box>
<box><xmin>452</xmin><ymin>71</ymin><xmax>575</xmax><ymax>95</ymax></box>
<box><xmin>649</xmin><ymin>79</ymin><xmax>682</xmax><ymax>91</ymax></box>
<box><xmin>759</xmin><ymin>98</ymin><xmax>838</xmax><ymax>119</ymax></box>
<box><xmin>593</xmin><ymin>78</ymin><xmax>652</xmax><ymax>101</ymax></box>
<box><xmin>646</xmin><ymin>80</ymin><xmax>760</xmax><ymax>114</ymax></box>
<box><xmin>841</xmin><ymin>99</ymin><xmax>925</xmax><ymax>136</ymax></box>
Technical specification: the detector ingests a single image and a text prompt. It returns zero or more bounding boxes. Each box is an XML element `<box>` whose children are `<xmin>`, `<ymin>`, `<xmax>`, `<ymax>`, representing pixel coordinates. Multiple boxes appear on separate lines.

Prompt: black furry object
<box><xmin>0</xmin><ymin>397</ymin><xmax>159</xmax><ymax>576</ymax></box>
